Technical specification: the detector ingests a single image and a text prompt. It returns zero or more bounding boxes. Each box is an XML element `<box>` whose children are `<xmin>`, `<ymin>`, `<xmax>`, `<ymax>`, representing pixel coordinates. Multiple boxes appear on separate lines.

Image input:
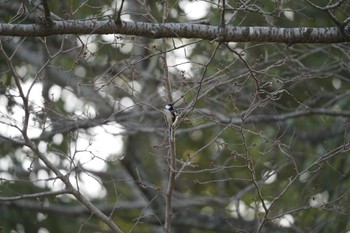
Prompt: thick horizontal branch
<box><xmin>0</xmin><ymin>20</ymin><xmax>348</xmax><ymax>43</ymax></box>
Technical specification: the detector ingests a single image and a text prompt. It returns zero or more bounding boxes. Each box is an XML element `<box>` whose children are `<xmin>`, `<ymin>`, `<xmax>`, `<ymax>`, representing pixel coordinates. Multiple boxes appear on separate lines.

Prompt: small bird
<box><xmin>164</xmin><ymin>103</ymin><xmax>178</xmax><ymax>128</ymax></box>
<box><xmin>164</xmin><ymin>103</ymin><xmax>179</xmax><ymax>141</ymax></box>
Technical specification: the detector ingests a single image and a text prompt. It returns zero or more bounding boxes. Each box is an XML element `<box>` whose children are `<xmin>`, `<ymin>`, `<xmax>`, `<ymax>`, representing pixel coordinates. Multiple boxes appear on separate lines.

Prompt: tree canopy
<box><xmin>1</xmin><ymin>1</ymin><xmax>350</xmax><ymax>233</ymax></box>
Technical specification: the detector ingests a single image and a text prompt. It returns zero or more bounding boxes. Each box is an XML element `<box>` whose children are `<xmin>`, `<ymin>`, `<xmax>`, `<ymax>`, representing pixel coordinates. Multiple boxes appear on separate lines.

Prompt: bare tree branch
<box><xmin>0</xmin><ymin>190</ymin><xmax>67</xmax><ymax>201</ymax></box>
<box><xmin>0</xmin><ymin>20</ymin><xmax>348</xmax><ymax>43</ymax></box>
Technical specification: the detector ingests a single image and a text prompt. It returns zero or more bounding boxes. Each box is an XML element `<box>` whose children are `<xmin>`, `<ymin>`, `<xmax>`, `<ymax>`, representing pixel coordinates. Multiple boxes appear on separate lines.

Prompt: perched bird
<box><xmin>164</xmin><ymin>103</ymin><xmax>178</xmax><ymax>128</ymax></box>
<box><xmin>164</xmin><ymin>103</ymin><xmax>179</xmax><ymax>141</ymax></box>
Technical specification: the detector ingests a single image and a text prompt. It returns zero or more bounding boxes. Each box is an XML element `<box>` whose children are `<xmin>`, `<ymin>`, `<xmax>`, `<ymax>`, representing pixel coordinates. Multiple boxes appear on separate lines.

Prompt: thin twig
<box><xmin>164</xmin><ymin>125</ymin><xmax>176</xmax><ymax>233</ymax></box>
<box><xmin>41</xmin><ymin>0</ymin><xmax>52</xmax><ymax>25</ymax></box>
<box><xmin>115</xmin><ymin>0</ymin><xmax>125</xmax><ymax>25</ymax></box>
<box><xmin>0</xmin><ymin>190</ymin><xmax>68</xmax><ymax>201</ymax></box>
<box><xmin>162</xmin><ymin>1</ymin><xmax>175</xmax><ymax>231</ymax></box>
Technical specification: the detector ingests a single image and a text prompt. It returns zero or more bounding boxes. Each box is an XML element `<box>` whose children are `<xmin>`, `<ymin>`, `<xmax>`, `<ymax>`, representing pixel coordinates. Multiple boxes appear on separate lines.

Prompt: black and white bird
<box><xmin>164</xmin><ymin>103</ymin><xmax>179</xmax><ymax>141</ymax></box>
<box><xmin>164</xmin><ymin>103</ymin><xmax>178</xmax><ymax>128</ymax></box>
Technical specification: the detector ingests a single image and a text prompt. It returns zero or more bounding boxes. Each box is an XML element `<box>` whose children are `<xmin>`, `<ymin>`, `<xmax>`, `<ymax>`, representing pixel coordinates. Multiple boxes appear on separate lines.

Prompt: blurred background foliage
<box><xmin>1</xmin><ymin>0</ymin><xmax>350</xmax><ymax>232</ymax></box>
